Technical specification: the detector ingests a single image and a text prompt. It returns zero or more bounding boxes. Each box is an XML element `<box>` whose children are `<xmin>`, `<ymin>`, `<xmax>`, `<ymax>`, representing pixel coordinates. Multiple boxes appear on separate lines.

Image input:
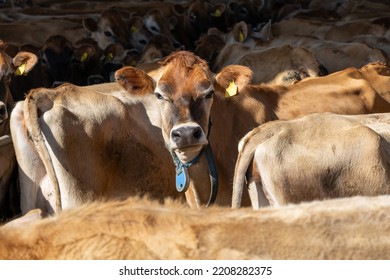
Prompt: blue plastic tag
<box><xmin>176</xmin><ymin>168</ymin><xmax>189</xmax><ymax>192</ymax></box>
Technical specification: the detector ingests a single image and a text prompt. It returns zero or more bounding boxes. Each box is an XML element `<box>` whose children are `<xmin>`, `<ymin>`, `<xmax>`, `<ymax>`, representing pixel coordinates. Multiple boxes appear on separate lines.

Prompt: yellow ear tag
<box><xmin>81</xmin><ymin>52</ymin><xmax>88</xmax><ymax>62</ymax></box>
<box><xmin>107</xmin><ymin>52</ymin><xmax>114</xmax><ymax>61</ymax></box>
<box><xmin>225</xmin><ymin>80</ymin><xmax>238</xmax><ymax>97</ymax></box>
<box><xmin>238</xmin><ymin>32</ymin><xmax>245</xmax><ymax>43</ymax></box>
<box><xmin>131</xmin><ymin>26</ymin><xmax>138</xmax><ymax>33</ymax></box>
<box><xmin>214</xmin><ymin>9</ymin><xmax>222</xmax><ymax>17</ymax></box>
<box><xmin>15</xmin><ymin>63</ymin><xmax>27</xmax><ymax>76</ymax></box>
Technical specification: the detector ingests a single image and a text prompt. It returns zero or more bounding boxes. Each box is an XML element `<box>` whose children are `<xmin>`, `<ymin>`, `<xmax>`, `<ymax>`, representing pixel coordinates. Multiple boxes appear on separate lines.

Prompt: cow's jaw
<box><xmin>168</xmin><ymin>122</ymin><xmax>208</xmax><ymax>164</ymax></box>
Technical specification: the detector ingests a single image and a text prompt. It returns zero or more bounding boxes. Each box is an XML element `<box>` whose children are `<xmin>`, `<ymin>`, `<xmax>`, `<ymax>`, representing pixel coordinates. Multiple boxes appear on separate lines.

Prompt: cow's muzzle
<box><xmin>170</xmin><ymin>123</ymin><xmax>208</xmax><ymax>150</ymax></box>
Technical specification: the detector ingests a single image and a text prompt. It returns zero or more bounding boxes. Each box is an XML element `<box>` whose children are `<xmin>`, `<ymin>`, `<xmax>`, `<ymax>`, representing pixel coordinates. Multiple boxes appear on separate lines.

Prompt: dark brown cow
<box><xmin>171</xmin><ymin>0</ymin><xmax>228</xmax><ymax>50</ymax></box>
<box><xmin>5</xmin><ymin>43</ymin><xmax>46</xmax><ymax>101</ymax></box>
<box><xmin>41</xmin><ymin>35</ymin><xmax>74</xmax><ymax>87</ymax></box>
<box><xmin>68</xmin><ymin>40</ymin><xmax>104</xmax><ymax>86</ymax></box>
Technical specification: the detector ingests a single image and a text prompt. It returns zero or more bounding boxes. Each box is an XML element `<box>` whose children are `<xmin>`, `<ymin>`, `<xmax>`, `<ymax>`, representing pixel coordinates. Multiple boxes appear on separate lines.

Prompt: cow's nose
<box><xmin>0</xmin><ymin>103</ymin><xmax>7</xmax><ymax>121</ymax></box>
<box><xmin>171</xmin><ymin>124</ymin><xmax>204</xmax><ymax>148</ymax></box>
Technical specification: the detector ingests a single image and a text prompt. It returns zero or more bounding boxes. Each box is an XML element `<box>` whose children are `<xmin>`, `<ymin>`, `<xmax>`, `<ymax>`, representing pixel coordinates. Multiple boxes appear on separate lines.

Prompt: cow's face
<box><xmin>83</xmin><ymin>8</ymin><xmax>132</xmax><ymax>50</ymax></box>
<box><xmin>116</xmin><ymin>51</ymin><xmax>214</xmax><ymax>163</ymax></box>
<box><xmin>155</xmin><ymin>52</ymin><xmax>214</xmax><ymax>163</ymax></box>
<box><xmin>116</xmin><ymin>52</ymin><xmax>253</xmax><ymax>163</ymax></box>
<box><xmin>41</xmin><ymin>35</ymin><xmax>73</xmax><ymax>85</ymax></box>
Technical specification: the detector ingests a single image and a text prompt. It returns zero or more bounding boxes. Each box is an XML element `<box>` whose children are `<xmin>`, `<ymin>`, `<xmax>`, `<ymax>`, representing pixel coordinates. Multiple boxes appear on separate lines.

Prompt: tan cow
<box><xmin>11</xmin><ymin>51</ymin><xmax>390</xmax><ymax>214</ymax></box>
<box><xmin>232</xmin><ymin>113</ymin><xmax>390</xmax><ymax>209</ymax></box>
<box><xmin>206</xmin><ymin>22</ymin><xmax>322</xmax><ymax>85</ymax></box>
<box><xmin>1</xmin><ymin>194</ymin><xmax>390</xmax><ymax>259</ymax></box>
<box><xmin>262</xmin><ymin>34</ymin><xmax>389</xmax><ymax>74</ymax></box>
<box><xmin>223</xmin><ymin>44</ymin><xmax>322</xmax><ymax>85</ymax></box>
<box><xmin>0</xmin><ymin>41</ymin><xmax>37</xmax><ymax>221</ymax></box>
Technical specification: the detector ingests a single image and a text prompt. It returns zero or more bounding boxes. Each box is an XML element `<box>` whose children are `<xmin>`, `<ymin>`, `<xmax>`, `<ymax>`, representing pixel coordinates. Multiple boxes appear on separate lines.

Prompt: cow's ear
<box><xmin>214</xmin><ymin>65</ymin><xmax>252</xmax><ymax>96</ymax></box>
<box><xmin>211</xmin><ymin>3</ymin><xmax>226</xmax><ymax>17</ymax></box>
<box><xmin>129</xmin><ymin>16</ymin><xmax>144</xmax><ymax>33</ymax></box>
<box><xmin>12</xmin><ymin>51</ymin><xmax>38</xmax><ymax>75</ymax></box>
<box><xmin>115</xmin><ymin>66</ymin><xmax>155</xmax><ymax>96</ymax></box>
<box><xmin>251</xmin><ymin>20</ymin><xmax>273</xmax><ymax>41</ymax></box>
<box><xmin>232</xmin><ymin>21</ymin><xmax>248</xmax><ymax>43</ymax></box>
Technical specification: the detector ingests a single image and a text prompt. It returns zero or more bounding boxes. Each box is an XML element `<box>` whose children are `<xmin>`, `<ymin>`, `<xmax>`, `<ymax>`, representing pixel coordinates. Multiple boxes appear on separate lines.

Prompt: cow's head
<box><xmin>0</xmin><ymin>41</ymin><xmax>37</xmax><ymax>129</ymax></box>
<box><xmin>116</xmin><ymin>51</ymin><xmax>252</xmax><ymax>164</ymax></box>
<box><xmin>116</xmin><ymin>51</ymin><xmax>213</xmax><ymax>163</ymax></box>
<box><xmin>41</xmin><ymin>35</ymin><xmax>73</xmax><ymax>87</ymax></box>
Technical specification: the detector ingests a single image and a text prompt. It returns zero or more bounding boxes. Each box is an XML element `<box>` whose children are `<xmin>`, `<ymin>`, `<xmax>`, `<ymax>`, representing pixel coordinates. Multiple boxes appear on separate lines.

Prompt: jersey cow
<box><xmin>232</xmin><ymin>113</ymin><xmax>390</xmax><ymax>209</ymax></box>
<box><xmin>1</xmin><ymin>194</ymin><xmax>390</xmax><ymax>259</ymax></box>
<box><xmin>0</xmin><ymin>41</ymin><xmax>37</xmax><ymax>221</ymax></box>
<box><xmin>11</xmin><ymin>51</ymin><xmax>390</xmax><ymax>215</ymax></box>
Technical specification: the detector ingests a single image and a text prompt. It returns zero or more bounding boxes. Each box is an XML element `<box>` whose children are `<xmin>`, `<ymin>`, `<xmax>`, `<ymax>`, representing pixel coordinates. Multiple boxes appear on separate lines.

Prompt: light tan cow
<box><xmin>10</xmin><ymin>81</ymin><xmax>181</xmax><ymax>215</ymax></box>
<box><xmin>11</xmin><ymin>51</ymin><xmax>390</xmax><ymax>215</ymax></box>
<box><xmin>1</xmin><ymin>194</ymin><xmax>390</xmax><ymax>259</ymax></box>
<box><xmin>232</xmin><ymin>113</ymin><xmax>390</xmax><ymax>209</ymax></box>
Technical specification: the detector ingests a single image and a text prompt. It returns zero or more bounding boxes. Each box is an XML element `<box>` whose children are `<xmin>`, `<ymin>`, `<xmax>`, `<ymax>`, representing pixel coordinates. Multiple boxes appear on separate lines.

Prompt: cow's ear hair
<box><xmin>115</xmin><ymin>66</ymin><xmax>155</xmax><ymax>96</ymax></box>
<box><xmin>13</xmin><ymin>51</ymin><xmax>38</xmax><ymax>74</ymax></box>
<box><xmin>214</xmin><ymin>65</ymin><xmax>252</xmax><ymax>95</ymax></box>
<box><xmin>83</xmin><ymin>18</ymin><xmax>98</xmax><ymax>32</ymax></box>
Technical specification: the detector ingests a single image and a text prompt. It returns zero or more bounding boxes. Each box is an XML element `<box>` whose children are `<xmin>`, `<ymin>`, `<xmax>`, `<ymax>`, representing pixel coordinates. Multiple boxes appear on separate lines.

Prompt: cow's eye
<box><xmin>139</xmin><ymin>39</ymin><xmax>148</xmax><ymax>46</ymax></box>
<box><xmin>204</xmin><ymin>91</ymin><xmax>214</xmax><ymax>99</ymax></box>
<box><xmin>189</xmin><ymin>12</ymin><xmax>197</xmax><ymax>23</ymax></box>
<box><xmin>104</xmin><ymin>31</ymin><xmax>113</xmax><ymax>37</ymax></box>
<box><xmin>150</xmin><ymin>26</ymin><xmax>160</xmax><ymax>33</ymax></box>
<box><xmin>155</xmin><ymin>92</ymin><xmax>164</xmax><ymax>100</ymax></box>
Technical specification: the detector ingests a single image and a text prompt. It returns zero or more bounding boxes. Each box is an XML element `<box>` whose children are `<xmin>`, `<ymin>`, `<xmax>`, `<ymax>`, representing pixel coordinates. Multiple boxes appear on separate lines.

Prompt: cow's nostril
<box><xmin>0</xmin><ymin>105</ymin><xmax>6</xmax><ymax>117</ymax></box>
<box><xmin>172</xmin><ymin>130</ymin><xmax>181</xmax><ymax>142</ymax></box>
<box><xmin>193</xmin><ymin>127</ymin><xmax>202</xmax><ymax>139</ymax></box>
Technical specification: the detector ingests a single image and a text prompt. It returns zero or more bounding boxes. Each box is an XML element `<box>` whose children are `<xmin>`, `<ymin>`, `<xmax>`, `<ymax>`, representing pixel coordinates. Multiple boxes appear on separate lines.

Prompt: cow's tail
<box><xmin>231</xmin><ymin>125</ymin><xmax>271</xmax><ymax>209</ymax></box>
<box><xmin>23</xmin><ymin>90</ymin><xmax>62</xmax><ymax>213</ymax></box>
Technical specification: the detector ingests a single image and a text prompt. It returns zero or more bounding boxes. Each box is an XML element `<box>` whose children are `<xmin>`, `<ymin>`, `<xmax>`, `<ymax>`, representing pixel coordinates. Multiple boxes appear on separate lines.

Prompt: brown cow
<box><xmin>83</xmin><ymin>7</ymin><xmax>152</xmax><ymax>51</ymax></box>
<box><xmin>0</xmin><ymin>41</ymin><xmax>37</xmax><ymax>221</ymax></box>
<box><xmin>11</xmin><ymin>51</ymin><xmax>390</xmax><ymax>214</ymax></box>
<box><xmin>1</xmin><ymin>194</ymin><xmax>390</xmax><ymax>259</ymax></box>
<box><xmin>232</xmin><ymin>112</ymin><xmax>390</xmax><ymax>208</ymax></box>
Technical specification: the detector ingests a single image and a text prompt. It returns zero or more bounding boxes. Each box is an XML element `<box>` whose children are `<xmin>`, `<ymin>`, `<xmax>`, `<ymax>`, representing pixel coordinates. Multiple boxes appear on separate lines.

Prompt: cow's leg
<box><xmin>10</xmin><ymin>102</ymin><xmax>48</xmax><ymax>214</ymax></box>
<box><xmin>247</xmin><ymin>180</ymin><xmax>270</xmax><ymax>210</ymax></box>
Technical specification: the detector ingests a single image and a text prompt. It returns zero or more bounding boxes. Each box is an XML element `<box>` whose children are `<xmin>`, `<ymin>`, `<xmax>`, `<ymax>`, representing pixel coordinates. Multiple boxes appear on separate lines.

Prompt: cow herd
<box><xmin>0</xmin><ymin>0</ymin><xmax>390</xmax><ymax>259</ymax></box>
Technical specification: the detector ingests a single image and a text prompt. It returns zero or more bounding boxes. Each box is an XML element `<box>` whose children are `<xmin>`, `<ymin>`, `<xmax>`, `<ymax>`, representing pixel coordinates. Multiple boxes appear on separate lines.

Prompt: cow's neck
<box><xmin>209</xmin><ymin>88</ymin><xmax>281</xmax><ymax>205</ymax></box>
<box><xmin>167</xmin><ymin>140</ymin><xmax>218</xmax><ymax>208</ymax></box>
<box><xmin>183</xmin><ymin>147</ymin><xmax>218</xmax><ymax>208</ymax></box>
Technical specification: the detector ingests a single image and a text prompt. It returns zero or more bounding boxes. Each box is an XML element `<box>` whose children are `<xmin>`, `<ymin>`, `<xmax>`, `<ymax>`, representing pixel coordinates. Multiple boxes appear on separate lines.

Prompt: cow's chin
<box><xmin>174</xmin><ymin>145</ymin><xmax>204</xmax><ymax>164</ymax></box>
